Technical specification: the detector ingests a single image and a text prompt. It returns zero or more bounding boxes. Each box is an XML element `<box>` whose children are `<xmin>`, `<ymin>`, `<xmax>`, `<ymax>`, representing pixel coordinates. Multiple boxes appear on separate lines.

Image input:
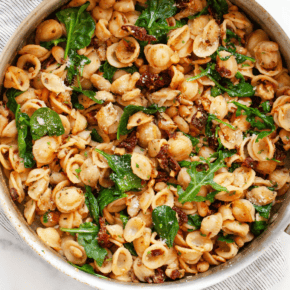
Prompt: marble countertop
<box><xmin>0</xmin><ymin>0</ymin><xmax>290</xmax><ymax>289</ymax></box>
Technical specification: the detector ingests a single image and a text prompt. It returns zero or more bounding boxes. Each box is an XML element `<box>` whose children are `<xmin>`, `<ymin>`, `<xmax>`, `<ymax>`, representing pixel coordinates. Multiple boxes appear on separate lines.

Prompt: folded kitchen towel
<box><xmin>0</xmin><ymin>0</ymin><xmax>288</xmax><ymax>289</ymax></box>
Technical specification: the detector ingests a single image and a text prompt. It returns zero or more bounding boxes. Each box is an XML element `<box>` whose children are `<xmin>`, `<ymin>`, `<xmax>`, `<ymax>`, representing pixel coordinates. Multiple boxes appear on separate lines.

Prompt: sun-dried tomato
<box><xmin>172</xmin><ymin>206</ymin><xmax>188</xmax><ymax>226</ymax></box>
<box><xmin>170</xmin><ymin>269</ymin><xmax>181</xmax><ymax>280</ymax></box>
<box><xmin>151</xmin><ymin>249</ymin><xmax>163</xmax><ymax>257</ymax></box>
<box><xmin>121</xmin><ymin>25</ymin><xmax>157</xmax><ymax>43</ymax></box>
<box><xmin>156</xmin><ymin>145</ymin><xmax>181</xmax><ymax>174</ymax></box>
<box><xmin>136</xmin><ymin>71</ymin><xmax>171</xmax><ymax>92</ymax></box>
<box><xmin>216</xmin><ymin>64</ymin><xmax>232</xmax><ymax>78</ymax></box>
<box><xmin>10</xmin><ymin>188</ymin><xmax>18</xmax><ymax>201</ymax></box>
<box><xmin>155</xmin><ymin>171</ymin><xmax>170</xmax><ymax>183</ymax></box>
<box><xmin>97</xmin><ymin>217</ymin><xmax>112</xmax><ymax>248</ymax></box>
<box><xmin>117</xmin><ymin>131</ymin><xmax>138</xmax><ymax>153</ymax></box>
<box><xmin>122</xmin><ymin>39</ymin><xmax>135</xmax><ymax>52</ymax></box>
<box><xmin>241</xmin><ymin>157</ymin><xmax>257</xmax><ymax>168</ymax></box>
<box><xmin>191</xmin><ymin>105</ymin><xmax>208</xmax><ymax>133</ymax></box>
<box><xmin>274</xmin><ymin>142</ymin><xmax>287</xmax><ymax>161</ymax></box>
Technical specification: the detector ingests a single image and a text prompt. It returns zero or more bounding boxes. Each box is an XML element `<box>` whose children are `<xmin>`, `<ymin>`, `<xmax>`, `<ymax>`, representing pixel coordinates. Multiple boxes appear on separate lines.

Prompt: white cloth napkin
<box><xmin>0</xmin><ymin>0</ymin><xmax>288</xmax><ymax>289</ymax></box>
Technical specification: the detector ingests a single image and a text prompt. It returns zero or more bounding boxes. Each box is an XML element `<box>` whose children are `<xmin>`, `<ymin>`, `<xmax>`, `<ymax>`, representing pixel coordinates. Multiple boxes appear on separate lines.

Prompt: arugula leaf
<box><xmin>40</xmin><ymin>38</ymin><xmax>66</xmax><ymax>50</ymax></box>
<box><xmin>205</xmin><ymin>190</ymin><xmax>219</xmax><ymax>203</ymax></box>
<box><xmin>251</xmin><ymin>221</ymin><xmax>267</xmax><ymax>236</ymax></box>
<box><xmin>178</xmin><ymin>151</ymin><xmax>229</xmax><ymax>204</ymax></box>
<box><xmin>232</xmin><ymin>101</ymin><xmax>276</xmax><ymax>142</ymax></box>
<box><xmin>68</xmin><ymin>262</ymin><xmax>107</xmax><ymax>279</ymax></box>
<box><xmin>85</xmin><ymin>186</ymin><xmax>100</xmax><ymax>223</ymax></box>
<box><xmin>261</xmin><ymin>101</ymin><xmax>271</xmax><ymax>113</ymax></box>
<box><xmin>213</xmin><ymin>46</ymin><xmax>255</xmax><ymax>64</ymax></box>
<box><xmin>71</xmin><ymin>91</ymin><xmax>84</xmax><ymax>110</ymax></box>
<box><xmin>187</xmin><ymin>63</ymin><xmax>255</xmax><ymax>98</ymax></box>
<box><xmin>6</xmin><ymin>88</ymin><xmax>23</xmax><ymax>114</ymax></box>
<box><xmin>99</xmin><ymin>61</ymin><xmax>138</xmax><ymax>83</ymax></box>
<box><xmin>205</xmin><ymin>114</ymin><xmax>236</xmax><ymax>137</ymax></box>
<box><xmin>61</xmin><ymin>222</ymin><xmax>107</xmax><ymax>267</ymax></box>
<box><xmin>152</xmin><ymin>205</ymin><xmax>179</xmax><ymax>248</ymax></box>
<box><xmin>10</xmin><ymin>103</ymin><xmax>35</xmax><ymax>168</ymax></box>
<box><xmin>119</xmin><ymin>210</ymin><xmax>129</xmax><ymax>228</ymax></box>
<box><xmin>124</xmin><ymin>243</ymin><xmax>138</xmax><ymax>256</ymax></box>
<box><xmin>30</xmin><ymin>107</ymin><xmax>65</xmax><ymax>140</ymax></box>
<box><xmin>208</xmin><ymin>0</ymin><xmax>228</xmax><ymax>20</ymax></box>
<box><xmin>225</xmin><ymin>29</ymin><xmax>241</xmax><ymax>45</ymax></box>
<box><xmin>97</xmin><ymin>187</ymin><xmax>127</xmax><ymax>213</ymax></box>
<box><xmin>91</xmin><ymin>128</ymin><xmax>103</xmax><ymax>143</ymax></box>
<box><xmin>217</xmin><ymin>233</ymin><xmax>234</xmax><ymax>243</ymax></box>
<box><xmin>229</xmin><ymin>162</ymin><xmax>241</xmax><ymax>173</ymax></box>
<box><xmin>117</xmin><ymin>104</ymin><xmax>166</xmax><ymax>139</ymax></box>
<box><xmin>95</xmin><ymin>150</ymin><xmax>144</xmax><ymax>192</ymax></box>
<box><xmin>72</xmin><ymin>87</ymin><xmax>104</xmax><ymax>104</ymax></box>
<box><xmin>187</xmin><ymin>214</ymin><xmax>202</xmax><ymax>230</ymax></box>
<box><xmin>253</xmin><ymin>203</ymin><xmax>272</xmax><ymax>219</ymax></box>
<box><xmin>56</xmin><ymin>3</ymin><xmax>95</xmax><ymax>59</ymax></box>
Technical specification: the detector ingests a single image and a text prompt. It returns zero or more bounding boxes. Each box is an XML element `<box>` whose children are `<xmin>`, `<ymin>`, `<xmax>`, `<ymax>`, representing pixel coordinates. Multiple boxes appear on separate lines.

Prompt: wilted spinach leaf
<box><xmin>72</xmin><ymin>87</ymin><xmax>104</xmax><ymax>104</ymax></box>
<box><xmin>152</xmin><ymin>205</ymin><xmax>179</xmax><ymax>248</ymax></box>
<box><xmin>40</xmin><ymin>38</ymin><xmax>66</xmax><ymax>50</ymax></box>
<box><xmin>99</xmin><ymin>61</ymin><xmax>138</xmax><ymax>83</ymax></box>
<box><xmin>97</xmin><ymin>187</ymin><xmax>127</xmax><ymax>213</ymax></box>
<box><xmin>95</xmin><ymin>149</ymin><xmax>144</xmax><ymax>192</ymax></box>
<box><xmin>71</xmin><ymin>91</ymin><xmax>84</xmax><ymax>110</ymax></box>
<box><xmin>61</xmin><ymin>222</ymin><xmax>107</xmax><ymax>267</ymax></box>
<box><xmin>30</xmin><ymin>107</ymin><xmax>65</xmax><ymax>140</ymax></box>
<box><xmin>85</xmin><ymin>185</ymin><xmax>100</xmax><ymax>223</ymax></box>
<box><xmin>6</xmin><ymin>88</ymin><xmax>23</xmax><ymax>114</ymax></box>
<box><xmin>68</xmin><ymin>262</ymin><xmax>107</xmax><ymax>279</ymax></box>
<box><xmin>119</xmin><ymin>210</ymin><xmax>129</xmax><ymax>228</ymax></box>
<box><xmin>187</xmin><ymin>214</ymin><xmax>203</xmax><ymax>230</ymax></box>
<box><xmin>91</xmin><ymin>128</ymin><xmax>103</xmax><ymax>143</ymax></box>
<box><xmin>217</xmin><ymin>233</ymin><xmax>234</xmax><ymax>243</ymax></box>
<box><xmin>117</xmin><ymin>104</ymin><xmax>166</xmax><ymax>139</ymax></box>
<box><xmin>251</xmin><ymin>221</ymin><xmax>267</xmax><ymax>236</ymax></box>
<box><xmin>253</xmin><ymin>203</ymin><xmax>272</xmax><ymax>219</ymax></box>
<box><xmin>124</xmin><ymin>243</ymin><xmax>138</xmax><ymax>256</ymax></box>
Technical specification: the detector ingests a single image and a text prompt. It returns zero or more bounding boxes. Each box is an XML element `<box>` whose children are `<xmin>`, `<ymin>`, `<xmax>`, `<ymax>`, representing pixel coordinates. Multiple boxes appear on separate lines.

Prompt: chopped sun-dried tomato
<box><xmin>97</xmin><ymin>217</ymin><xmax>112</xmax><ymax>248</ymax></box>
<box><xmin>156</xmin><ymin>144</ymin><xmax>181</xmax><ymax>174</ymax></box>
<box><xmin>117</xmin><ymin>131</ymin><xmax>138</xmax><ymax>153</ymax></box>
<box><xmin>172</xmin><ymin>206</ymin><xmax>188</xmax><ymax>226</ymax></box>
<box><xmin>121</xmin><ymin>25</ymin><xmax>157</xmax><ymax>43</ymax></box>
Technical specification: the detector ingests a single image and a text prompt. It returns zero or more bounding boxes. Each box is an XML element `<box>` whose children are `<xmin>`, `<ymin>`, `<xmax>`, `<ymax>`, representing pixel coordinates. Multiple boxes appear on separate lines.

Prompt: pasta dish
<box><xmin>1</xmin><ymin>0</ymin><xmax>290</xmax><ymax>283</ymax></box>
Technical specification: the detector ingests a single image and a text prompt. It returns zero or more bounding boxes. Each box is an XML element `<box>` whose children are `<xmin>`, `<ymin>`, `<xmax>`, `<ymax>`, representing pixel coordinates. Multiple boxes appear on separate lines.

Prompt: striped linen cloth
<box><xmin>0</xmin><ymin>0</ymin><xmax>287</xmax><ymax>289</ymax></box>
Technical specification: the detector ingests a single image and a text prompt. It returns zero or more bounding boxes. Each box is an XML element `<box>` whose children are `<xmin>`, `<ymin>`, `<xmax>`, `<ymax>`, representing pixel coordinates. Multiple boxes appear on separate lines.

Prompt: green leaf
<box><xmin>124</xmin><ymin>243</ymin><xmax>138</xmax><ymax>256</ymax></box>
<box><xmin>95</xmin><ymin>149</ymin><xmax>144</xmax><ymax>192</ymax></box>
<box><xmin>62</xmin><ymin>222</ymin><xmax>107</xmax><ymax>267</ymax></box>
<box><xmin>187</xmin><ymin>214</ymin><xmax>202</xmax><ymax>230</ymax></box>
<box><xmin>6</xmin><ymin>88</ymin><xmax>24</xmax><ymax>114</ymax></box>
<box><xmin>72</xmin><ymin>87</ymin><xmax>104</xmax><ymax>104</ymax></box>
<box><xmin>253</xmin><ymin>203</ymin><xmax>272</xmax><ymax>219</ymax></box>
<box><xmin>187</xmin><ymin>63</ymin><xmax>255</xmax><ymax>98</ymax></box>
<box><xmin>225</xmin><ymin>29</ymin><xmax>241</xmax><ymax>45</ymax></box>
<box><xmin>117</xmin><ymin>104</ymin><xmax>166</xmax><ymax>139</ymax></box>
<box><xmin>228</xmin><ymin>162</ymin><xmax>241</xmax><ymax>173</ymax></box>
<box><xmin>178</xmin><ymin>151</ymin><xmax>229</xmax><ymax>204</ymax></box>
<box><xmin>42</xmin><ymin>210</ymin><xmax>50</xmax><ymax>224</ymax></box>
<box><xmin>188</xmin><ymin>4</ymin><xmax>209</xmax><ymax>19</ymax></box>
<box><xmin>217</xmin><ymin>233</ymin><xmax>234</xmax><ymax>243</ymax></box>
<box><xmin>119</xmin><ymin>210</ymin><xmax>129</xmax><ymax>228</ymax></box>
<box><xmin>208</xmin><ymin>0</ymin><xmax>228</xmax><ymax>20</ymax></box>
<box><xmin>56</xmin><ymin>2</ymin><xmax>95</xmax><ymax>59</ymax></box>
<box><xmin>152</xmin><ymin>205</ymin><xmax>179</xmax><ymax>248</ymax></box>
<box><xmin>205</xmin><ymin>190</ymin><xmax>219</xmax><ymax>203</ymax></box>
<box><xmin>206</xmin><ymin>113</ymin><xmax>236</xmax><ymax>137</ymax></box>
<box><xmin>232</xmin><ymin>101</ymin><xmax>275</xmax><ymax>142</ymax></box>
<box><xmin>68</xmin><ymin>262</ymin><xmax>108</xmax><ymax>279</ymax></box>
<box><xmin>91</xmin><ymin>128</ymin><xmax>103</xmax><ymax>143</ymax></box>
<box><xmin>97</xmin><ymin>187</ymin><xmax>127</xmax><ymax>213</ymax></box>
<box><xmin>40</xmin><ymin>38</ymin><xmax>66</xmax><ymax>50</ymax></box>
<box><xmin>14</xmin><ymin>105</ymin><xmax>35</xmax><ymax>168</ymax></box>
<box><xmin>85</xmin><ymin>186</ymin><xmax>100</xmax><ymax>223</ymax></box>
<box><xmin>66</xmin><ymin>50</ymin><xmax>91</xmax><ymax>83</ymax></box>
<box><xmin>213</xmin><ymin>46</ymin><xmax>255</xmax><ymax>64</ymax></box>
<box><xmin>261</xmin><ymin>101</ymin><xmax>271</xmax><ymax>113</ymax></box>
<box><xmin>99</xmin><ymin>61</ymin><xmax>139</xmax><ymax>83</ymax></box>
<box><xmin>251</xmin><ymin>221</ymin><xmax>267</xmax><ymax>236</ymax></box>
<box><xmin>30</xmin><ymin>107</ymin><xmax>65</xmax><ymax>140</ymax></box>
<box><xmin>71</xmin><ymin>91</ymin><xmax>84</xmax><ymax>110</ymax></box>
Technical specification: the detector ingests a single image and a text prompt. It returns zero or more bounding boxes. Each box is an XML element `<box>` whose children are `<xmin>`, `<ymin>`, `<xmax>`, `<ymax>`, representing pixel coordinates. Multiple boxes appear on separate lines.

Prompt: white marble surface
<box><xmin>0</xmin><ymin>0</ymin><xmax>290</xmax><ymax>289</ymax></box>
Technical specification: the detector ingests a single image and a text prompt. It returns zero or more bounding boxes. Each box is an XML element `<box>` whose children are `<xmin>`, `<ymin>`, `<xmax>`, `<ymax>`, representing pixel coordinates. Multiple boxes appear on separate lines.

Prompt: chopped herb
<box><xmin>253</xmin><ymin>203</ymin><xmax>272</xmax><ymax>219</ymax></box>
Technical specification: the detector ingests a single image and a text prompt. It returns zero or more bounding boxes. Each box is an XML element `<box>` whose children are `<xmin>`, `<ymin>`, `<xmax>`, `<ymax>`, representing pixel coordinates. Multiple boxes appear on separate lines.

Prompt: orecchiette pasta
<box><xmin>3</xmin><ymin>0</ymin><xmax>290</xmax><ymax>284</ymax></box>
